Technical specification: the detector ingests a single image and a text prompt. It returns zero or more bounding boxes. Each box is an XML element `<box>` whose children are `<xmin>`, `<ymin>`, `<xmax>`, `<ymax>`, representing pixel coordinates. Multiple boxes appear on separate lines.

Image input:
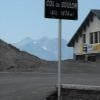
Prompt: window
<box><xmin>90</xmin><ymin>33</ymin><xmax>94</xmax><ymax>44</ymax></box>
<box><xmin>83</xmin><ymin>34</ymin><xmax>86</xmax><ymax>43</ymax></box>
<box><xmin>90</xmin><ymin>31</ymin><xmax>100</xmax><ymax>44</ymax></box>
<box><xmin>94</xmin><ymin>32</ymin><xmax>98</xmax><ymax>43</ymax></box>
<box><xmin>99</xmin><ymin>31</ymin><xmax>100</xmax><ymax>43</ymax></box>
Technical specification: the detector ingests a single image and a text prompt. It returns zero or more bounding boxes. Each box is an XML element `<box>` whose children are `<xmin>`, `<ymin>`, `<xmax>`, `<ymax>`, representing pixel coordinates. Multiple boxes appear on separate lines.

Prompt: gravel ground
<box><xmin>0</xmin><ymin>72</ymin><xmax>100</xmax><ymax>100</ymax></box>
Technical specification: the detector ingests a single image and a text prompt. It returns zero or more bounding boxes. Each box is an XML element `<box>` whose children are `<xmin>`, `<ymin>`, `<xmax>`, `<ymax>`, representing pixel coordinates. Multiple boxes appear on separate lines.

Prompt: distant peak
<box><xmin>15</xmin><ymin>37</ymin><xmax>34</xmax><ymax>47</ymax></box>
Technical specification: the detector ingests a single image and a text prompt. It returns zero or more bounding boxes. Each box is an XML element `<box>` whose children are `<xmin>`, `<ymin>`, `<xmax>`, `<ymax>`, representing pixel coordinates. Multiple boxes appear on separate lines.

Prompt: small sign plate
<box><xmin>45</xmin><ymin>0</ymin><xmax>78</xmax><ymax>20</ymax></box>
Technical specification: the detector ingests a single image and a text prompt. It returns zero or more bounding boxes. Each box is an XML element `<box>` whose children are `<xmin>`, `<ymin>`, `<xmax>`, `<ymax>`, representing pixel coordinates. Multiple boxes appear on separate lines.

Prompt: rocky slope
<box><xmin>0</xmin><ymin>39</ymin><xmax>43</xmax><ymax>71</ymax></box>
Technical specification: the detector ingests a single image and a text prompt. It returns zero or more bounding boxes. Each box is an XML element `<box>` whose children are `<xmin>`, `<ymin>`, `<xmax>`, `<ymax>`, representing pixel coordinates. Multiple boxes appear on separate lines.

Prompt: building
<box><xmin>67</xmin><ymin>9</ymin><xmax>100</xmax><ymax>61</ymax></box>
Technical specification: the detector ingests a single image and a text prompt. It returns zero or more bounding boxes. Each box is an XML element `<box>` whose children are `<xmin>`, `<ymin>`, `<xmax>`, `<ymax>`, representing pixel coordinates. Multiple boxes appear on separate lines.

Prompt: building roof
<box><xmin>67</xmin><ymin>9</ymin><xmax>100</xmax><ymax>47</ymax></box>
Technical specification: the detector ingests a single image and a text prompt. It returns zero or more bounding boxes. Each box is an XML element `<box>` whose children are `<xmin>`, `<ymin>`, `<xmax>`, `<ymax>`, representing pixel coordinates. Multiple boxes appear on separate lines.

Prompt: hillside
<box><xmin>0</xmin><ymin>39</ymin><xmax>43</xmax><ymax>71</ymax></box>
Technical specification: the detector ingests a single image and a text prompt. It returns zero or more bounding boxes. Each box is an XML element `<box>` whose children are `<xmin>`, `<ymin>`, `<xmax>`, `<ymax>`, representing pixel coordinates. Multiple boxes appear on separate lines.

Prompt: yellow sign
<box><xmin>93</xmin><ymin>44</ymin><xmax>100</xmax><ymax>52</ymax></box>
<box><xmin>80</xmin><ymin>44</ymin><xmax>83</xmax><ymax>54</ymax></box>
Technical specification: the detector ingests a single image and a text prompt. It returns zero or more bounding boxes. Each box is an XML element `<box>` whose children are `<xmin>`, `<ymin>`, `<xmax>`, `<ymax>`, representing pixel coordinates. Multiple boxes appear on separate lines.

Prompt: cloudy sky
<box><xmin>0</xmin><ymin>0</ymin><xmax>100</xmax><ymax>43</ymax></box>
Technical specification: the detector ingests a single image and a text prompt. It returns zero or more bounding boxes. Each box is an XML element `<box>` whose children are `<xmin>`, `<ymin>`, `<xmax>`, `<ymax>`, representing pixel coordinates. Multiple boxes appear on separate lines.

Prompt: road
<box><xmin>0</xmin><ymin>72</ymin><xmax>100</xmax><ymax>100</ymax></box>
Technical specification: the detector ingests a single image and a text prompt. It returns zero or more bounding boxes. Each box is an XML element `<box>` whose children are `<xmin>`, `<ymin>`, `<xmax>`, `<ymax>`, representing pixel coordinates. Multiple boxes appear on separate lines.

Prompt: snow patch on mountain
<box><xmin>42</xmin><ymin>46</ymin><xmax>48</xmax><ymax>50</ymax></box>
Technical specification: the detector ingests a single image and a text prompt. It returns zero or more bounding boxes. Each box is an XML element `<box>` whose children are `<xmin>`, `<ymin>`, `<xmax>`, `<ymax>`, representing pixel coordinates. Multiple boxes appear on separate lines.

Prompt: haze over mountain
<box><xmin>14</xmin><ymin>37</ymin><xmax>73</xmax><ymax>61</ymax></box>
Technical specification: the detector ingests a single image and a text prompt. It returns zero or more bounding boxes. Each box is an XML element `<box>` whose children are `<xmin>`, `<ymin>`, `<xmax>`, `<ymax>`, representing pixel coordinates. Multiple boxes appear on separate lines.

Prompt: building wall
<box><xmin>84</xmin><ymin>16</ymin><xmax>100</xmax><ymax>45</ymax></box>
<box><xmin>74</xmin><ymin>36</ymin><xmax>83</xmax><ymax>55</ymax></box>
<box><xmin>74</xmin><ymin>16</ymin><xmax>100</xmax><ymax>56</ymax></box>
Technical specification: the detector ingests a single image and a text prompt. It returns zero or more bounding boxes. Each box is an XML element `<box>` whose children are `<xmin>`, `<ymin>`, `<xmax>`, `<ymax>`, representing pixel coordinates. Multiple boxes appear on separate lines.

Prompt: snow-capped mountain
<box><xmin>13</xmin><ymin>37</ymin><xmax>73</xmax><ymax>61</ymax></box>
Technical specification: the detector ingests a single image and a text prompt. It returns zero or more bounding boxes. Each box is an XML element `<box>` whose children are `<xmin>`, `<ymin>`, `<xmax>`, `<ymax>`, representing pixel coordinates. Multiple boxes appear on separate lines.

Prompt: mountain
<box><xmin>1</xmin><ymin>38</ymin><xmax>100</xmax><ymax>73</ymax></box>
<box><xmin>0</xmin><ymin>39</ymin><xmax>43</xmax><ymax>71</ymax></box>
<box><xmin>14</xmin><ymin>37</ymin><xmax>73</xmax><ymax>61</ymax></box>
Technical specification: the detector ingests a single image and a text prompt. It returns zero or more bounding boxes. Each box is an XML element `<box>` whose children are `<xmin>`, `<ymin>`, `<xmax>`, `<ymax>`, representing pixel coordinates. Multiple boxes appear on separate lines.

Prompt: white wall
<box><xmin>74</xmin><ymin>36</ymin><xmax>83</xmax><ymax>55</ymax></box>
<box><xmin>85</xmin><ymin>16</ymin><xmax>100</xmax><ymax>44</ymax></box>
<box><xmin>74</xmin><ymin>16</ymin><xmax>100</xmax><ymax>55</ymax></box>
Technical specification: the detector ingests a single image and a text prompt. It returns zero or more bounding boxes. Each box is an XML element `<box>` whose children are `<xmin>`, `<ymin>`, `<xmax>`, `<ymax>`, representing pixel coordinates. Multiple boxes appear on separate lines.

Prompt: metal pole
<box><xmin>58</xmin><ymin>19</ymin><xmax>62</xmax><ymax>100</ymax></box>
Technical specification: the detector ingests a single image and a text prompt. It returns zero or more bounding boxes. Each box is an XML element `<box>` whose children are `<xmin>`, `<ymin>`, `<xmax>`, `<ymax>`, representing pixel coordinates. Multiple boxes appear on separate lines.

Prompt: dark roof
<box><xmin>67</xmin><ymin>9</ymin><xmax>100</xmax><ymax>47</ymax></box>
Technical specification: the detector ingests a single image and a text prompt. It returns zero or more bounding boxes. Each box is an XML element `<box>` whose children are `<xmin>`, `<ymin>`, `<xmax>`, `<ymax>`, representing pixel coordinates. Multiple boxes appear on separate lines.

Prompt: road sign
<box><xmin>45</xmin><ymin>0</ymin><xmax>78</xmax><ymax>20</ymax></box>
<box><xmin>44</xmin><ymin>1</ymin><xmax>78</xmax><ymax>100</ymax></box>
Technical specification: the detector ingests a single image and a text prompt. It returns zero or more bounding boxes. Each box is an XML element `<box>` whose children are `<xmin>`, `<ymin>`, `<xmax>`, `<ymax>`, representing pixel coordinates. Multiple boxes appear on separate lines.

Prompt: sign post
<box><xmin>58</xmin><ymin>19</ymin><xmax>62</xmax><ymax>100</ymax></box>
<box><xmin>45</xmin><ymin>0</ymin><xmax>78</xmax><ymax>100</ymax></box>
